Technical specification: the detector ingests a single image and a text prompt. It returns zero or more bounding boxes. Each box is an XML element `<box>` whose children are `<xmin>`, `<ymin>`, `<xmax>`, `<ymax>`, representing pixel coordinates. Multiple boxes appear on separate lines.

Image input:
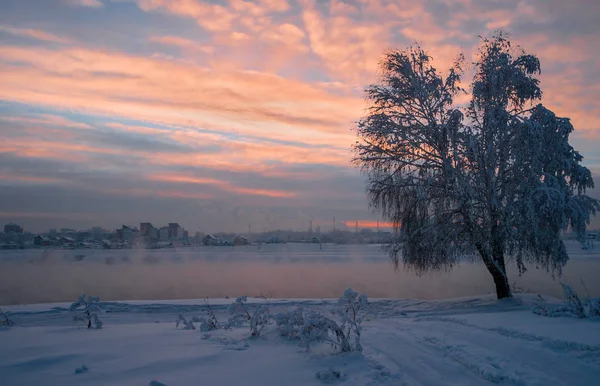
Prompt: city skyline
<box><xmin>1</xmin><ymin>0</ymin><xmax>599</xmax><ymax>232</ymax></box>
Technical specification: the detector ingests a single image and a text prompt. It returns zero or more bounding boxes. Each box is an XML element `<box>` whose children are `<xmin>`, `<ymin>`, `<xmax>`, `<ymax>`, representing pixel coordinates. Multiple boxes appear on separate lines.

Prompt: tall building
<box><xmin>4</xmin><ymin>223</ymin><xmax>23</xmax><ymax>234</ymax></box>
<box><xmin>159</xmin><ymin>227</ymin><xmax>169</xmax><ymax>241</ymax></box>
<box><xmin>168</xmin><ymin>223</ymin><xmax>181</xmax><ymax>239</ymax></box>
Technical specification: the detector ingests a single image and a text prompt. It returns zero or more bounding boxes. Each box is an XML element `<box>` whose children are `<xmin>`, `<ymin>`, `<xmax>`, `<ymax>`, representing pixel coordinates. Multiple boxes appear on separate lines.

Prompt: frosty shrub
<box><xmin>561</xmin><ymin>283</ymin><xmax>586</xmax><ymax>318</ymax></box>
<box><xmin>300</xmin><ymin>312</ymin><xmax>351</xmax><ymax>352</ymax></box>
<box><xmin>198</xmin><ymin>298</ymin><xmax>221</xmax><ymax>331</ymax></box>
<box><xmin>531</xmin><ymin>295</ymin><xmax>549</xmax><ymax>317</ymax></box>
<box><xmin>532</xmin><ymin>284</ymin><xmax>600</xmax><ymax>319</ymax></box>
<box><xmin>0</xmin><ymin>308</ymin><xmax>15</xmax><ymax>327</ymax></box>
<box><xmin>300</xmin><ymin>288</ymin><xmax>368</xmax><ymax>352</ymax></box>
<box><xmin>175</xmin><ymin>314</ymin><xmax>196</xmax><ymax>330</ymax></box>
<box><xmin>273</xmin><ymin>306</ymin><xmax>304</xmax><ymax>340</ymax></box>
<box><xmin>585</xmin><ymin>298</ymin><xmax>600</xmax><ymax>318</ymax></box>
<box><xmin>70</xmin><ymin>294</ymin><xmax>103</xmax><ymax>329</ymax></box>
<box><xmin>334</xmin><ymin>288</ymin><xmax>368</xmax><ymax>352</ymax></box>
<box><xmin>227</xmin><ymin>296</ymin><xmax>271</xmax><ymax>337</ymax></box>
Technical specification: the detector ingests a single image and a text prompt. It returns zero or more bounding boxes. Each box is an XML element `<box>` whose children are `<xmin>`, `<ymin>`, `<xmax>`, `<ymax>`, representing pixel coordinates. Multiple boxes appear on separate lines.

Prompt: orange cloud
<box><xmin>0</xmin><ymin>25</ymin><xmax>70</xmax><ymax>44</ymax></box>
<box><xmin>151</xmin><ymin>36</ymin><xmax>214</xmax><ymax>54</ymax></box>
<box><xmin>105</xmin><ymin>122</ymin><xmax>169</xmax><ymax>135</ymax></box>
<box><xmin>0</xmin><ymin>114</ymin><xmax>92</xmax><ymax>129</ymax></box>
<box><xmin>343</xmin><ymin>220</ymin><xmax>394</xmax><ymax>229</ymax></box>
<box><xmin>149</xmin><ymin>174</ymin><xmax>296</xmax><ymax>198</ymax></box>
<box><xmin>137</xmin><ymin>0</ymin><xmax>235</xmax><ymax>32</ymax></box>
<box><xmin>0</xmin><ymin>44</ymin><xmax>361</xmax><ymax>147</ymax></box>
<box><xmin>65</xmin><ymin>0</ymin><xmax>104</xmax><ymax>7</ymax></box>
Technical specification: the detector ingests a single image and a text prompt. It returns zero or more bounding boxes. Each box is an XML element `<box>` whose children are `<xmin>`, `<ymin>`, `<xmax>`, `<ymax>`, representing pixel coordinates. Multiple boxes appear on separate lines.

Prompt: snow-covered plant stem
<box><xmin>70</xmin><ymin>294</ymin><xmax>103</xmax><ymax>329</ymax></box>
<box><xmin>0</xmin><ymin>308</ymin><xmax>14</xmax><ymax>327</ymax></box>
<box><xmin>300</xmin><ymin>288</ymin><xmax>368</xmax><ymax>352</ymax></box>
<box><xmin>176</xmin><ymin>314</ymin><xmax>196</xmax><ymax>330</ymax></box>
<box><xmin>228</xmin><ymin>296</ymin><xmax>271</xmax><ymax>336</ymax></box>
<box><xmin>335</xmin><ymin>288</ymin><xmax>368</xmax><ymax>352</ymax></box>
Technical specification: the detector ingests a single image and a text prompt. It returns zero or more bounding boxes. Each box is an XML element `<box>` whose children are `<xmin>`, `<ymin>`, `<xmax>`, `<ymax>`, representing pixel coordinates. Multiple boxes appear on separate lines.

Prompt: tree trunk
<box><xmin>476</xmin><ymin>244</ymin><xmax>513</xmax><ymax>300</ymax></box>
<box><xmin>490</xmin><ymin>265</ymin><xmax>512</xmax><ymax>299</ymax></box>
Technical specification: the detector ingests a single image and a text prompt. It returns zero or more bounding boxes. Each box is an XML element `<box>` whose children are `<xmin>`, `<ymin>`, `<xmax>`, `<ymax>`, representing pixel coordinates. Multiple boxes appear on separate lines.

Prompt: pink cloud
<box><xmin>148</xmin><ymin>174</ymin><xmax>296</xmax><ymax>198</ymax></box>
<box><xmin>65</xmin><ymin>0</ymin><xmax>104</xmax><ymax>7</ymax></box>
<box><xmin>105</xmin><ymin>122</ymin><xmax>168</xmax><ymax>135</ymax></box>
<box><xmin>0</xmin><ymin>45</ymin><xmax>362</xmax><ymax>148</ymax></box>
<box><xmin>0</xmin><ymin>114</ymin><xmax>92</xmax><ymax>129</ymax></box>
<box><xmin>137</xmin><ymin>0</ymin><xmax>235</xmax><ymax>32</ymax></box>
<box><xmin>151</xmin><ymin>36</ymin><xmax>214</xmax><ymax>54</ymax></box>
<box><xmin>0</xmin><ymin>25</ymin><xmax>70</xmax><ymax>44</ymax></box>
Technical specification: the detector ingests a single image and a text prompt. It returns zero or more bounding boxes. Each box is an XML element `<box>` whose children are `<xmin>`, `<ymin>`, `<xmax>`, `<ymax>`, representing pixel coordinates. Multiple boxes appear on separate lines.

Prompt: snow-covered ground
<box><xmin>1</xmin><ymin>294</ymin><xmax>599</xmax><ymax>385</ymax></box>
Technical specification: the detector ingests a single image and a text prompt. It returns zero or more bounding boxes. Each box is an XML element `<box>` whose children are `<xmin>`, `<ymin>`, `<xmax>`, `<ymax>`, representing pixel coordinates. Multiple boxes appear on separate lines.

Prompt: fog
<box><xmin>1</xmin><ymin>242</ymin><xmax>599</xmax><ymax>305</ymax></box>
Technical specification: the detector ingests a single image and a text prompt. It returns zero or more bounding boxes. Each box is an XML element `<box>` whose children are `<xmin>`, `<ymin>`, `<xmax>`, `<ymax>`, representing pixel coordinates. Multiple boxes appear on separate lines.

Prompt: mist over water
<box><xmin>1</xmin><ymin>241</ymin><xmax>599</xmax><ymax>305</ymax></box>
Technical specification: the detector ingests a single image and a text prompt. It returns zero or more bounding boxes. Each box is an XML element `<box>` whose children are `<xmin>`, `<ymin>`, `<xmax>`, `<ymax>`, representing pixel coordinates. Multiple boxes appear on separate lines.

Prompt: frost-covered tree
<box><xmin>70</xmin><ymin>294</ymin><xmax>103</xmax><ymax>329</ymax></box>
<box><xmin>354</xmin><ymin>32</ymin><xmax>599</xmax><ymax>299</ymax></box>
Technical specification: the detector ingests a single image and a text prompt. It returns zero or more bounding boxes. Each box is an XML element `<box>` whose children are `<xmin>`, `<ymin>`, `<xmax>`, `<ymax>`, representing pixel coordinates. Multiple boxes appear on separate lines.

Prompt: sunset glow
<box><xmin>1</xmin><ymin>0</ymin><xmax>599</xmax><ymax>232</ymax></box>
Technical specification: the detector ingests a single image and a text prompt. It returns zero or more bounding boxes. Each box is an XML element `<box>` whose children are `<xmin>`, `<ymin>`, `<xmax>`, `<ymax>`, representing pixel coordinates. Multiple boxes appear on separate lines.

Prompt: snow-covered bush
<box><xmin>561</xmin><ymin>283</ymin><xmax>586</xmax><ymax>318</ymax></box>
<box><xmin>0</xmin><ymin>308</ymin><xmax>14</xmax><ymax>327</ymax></box>
<box><xmin>198</xmin><ymin>298</ymin><xmax>220</xmax><ymax>331</ymax></box>
<box><xmin>300</xmin><ymin>288</ymin><xmax>368</xmax><ymax>352</ymax></box>
<box><xmin>334</xmin><ymin>288</ymin><xmax>368</xmax><ymax>352</ymax></box>
<box><xmin>273</xmin><ymin>306</ymin><xmax>304</xmax><ymax>339</ymax></box>
<box><xmin>70</xmin><ymin>294</ymin><xmax>103</xmax><ymax>329</ymax></box>
<box><xmin>585</xmin><ymin>298</ymin><xmax>600</xmax><ymax>318</ymax></box>
<box><xmin>227</xmin><ymin>296</ymin><xmax>271</xmax><ymax>336</ymax></box>
<box><xmin>532</xmin><ymin>295</ymin><xmax>549</xmax><ymax>317</ymax></box>
<box><xmin>175</xmin><ymin>314</ymin><xmax>196</xmax><ymax>330</ymax></box>
<box><xmin>300</xmin><ymin>312</ymin><xmax>351</xmax><ymax>352</ymax></box>
<box><xmin>532</xmin><ymin>284</ymin><xmax>600</xmax><ymax>319</ymax></box>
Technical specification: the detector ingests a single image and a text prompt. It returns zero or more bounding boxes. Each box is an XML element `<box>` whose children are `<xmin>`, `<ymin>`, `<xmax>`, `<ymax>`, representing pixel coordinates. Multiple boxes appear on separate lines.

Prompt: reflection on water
<box><xmin>0</xmin><ymin>241</ymin><xmax>598</xmax><ymax>305</ymax></box>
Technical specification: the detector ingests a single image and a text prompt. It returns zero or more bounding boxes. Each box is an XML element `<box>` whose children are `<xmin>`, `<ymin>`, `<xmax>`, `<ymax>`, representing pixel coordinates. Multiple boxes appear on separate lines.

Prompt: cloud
<box><xmin>136</xmin><ymin>0</ymin><xmax>236</xmax><ymax>32</ymax></box>
<box><xmin>148</xmin><ymin>174</ymin><xmax>296</xmax><ymax>198</ymax></box>
<box><xmin>0</xmin><ymin>45</ymin><xmax>362</xmax><ymax>147</ymax></box>
<box><xmin>65</xmin><ymin>0</ymin><xmax>104</xmax><ymax>7</ymax></box>
<box><xmin>0</xmin><ymin>114</ymin><xmax>92</xmax><ymax>129</ymax></box>
<box><xmin>0</xmin><ymin>25</ymin><xmax>70</xmax><ymax>44</ymax></box>
<box><xmin>343</xmin><ymin>220</ymin><xmax>394</xmax><ymax>229</ymax></box>
<box><xmin>151</xmin><ymin>36</ymin><xmax>214</xmax><ymax>54</ymax></box>
<box><xmin>0</xmin><ymin>0</ymin><xmax>599</xmax><ymax>231</ymax></box>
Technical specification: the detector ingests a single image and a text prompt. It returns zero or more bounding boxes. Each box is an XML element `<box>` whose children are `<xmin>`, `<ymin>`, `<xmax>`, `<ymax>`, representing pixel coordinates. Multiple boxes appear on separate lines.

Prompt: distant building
<box><xmin>168</xmin><ymin>223</ymin><xmax>181</xmax><ymax>239</ymax></box>
<box><xmin>116</xmin><ymin>225</ymin><xmax>140</xmax><ymax>242</ymax></box>
<box><xmin>159</xmin><ymin>227</ymin><xmax>170</xmax><ymax>241</ymax></box>
<box><xmin>58</xmin><ymin>236</ymin><xmax>75</xmax><ymax>246</ymax></box>
<box><xmin>140</xmin><ymin>222</ymin><xmax>159</xmax><ymax>240</ymax></box>
<box><xmin>4</xmin><ymin>223</ymin><xmax>23</xmax><ymax>234</ymax></box>
<box><xmin>202</xmin><ymin>234</ymin><xmax>220</xmax><ymax>246</ymax></box>
<box><xmin>34</xmin><ymin>235</ymin><xmax>52</xmax><ymax>246</ymax></box>
<box><xmin>234</xmin><ymin>235</ymin><xmax>250</xmax><ymax>245</ymax></box>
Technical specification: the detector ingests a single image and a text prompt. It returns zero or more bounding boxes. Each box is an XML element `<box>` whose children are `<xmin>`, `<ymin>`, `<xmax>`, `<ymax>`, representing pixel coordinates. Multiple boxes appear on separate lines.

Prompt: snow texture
<box><xmin>1</xmin><ymin>294</ymin><xmax>600</xmax><ymax>385</ymax></box>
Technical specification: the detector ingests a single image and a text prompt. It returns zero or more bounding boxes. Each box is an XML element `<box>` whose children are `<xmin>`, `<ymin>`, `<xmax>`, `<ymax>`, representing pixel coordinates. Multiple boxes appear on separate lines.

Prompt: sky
<box><xmin>0</xmin><ymin>0</ymin><xmax>599</xmax><ymax>234</ymax></box>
